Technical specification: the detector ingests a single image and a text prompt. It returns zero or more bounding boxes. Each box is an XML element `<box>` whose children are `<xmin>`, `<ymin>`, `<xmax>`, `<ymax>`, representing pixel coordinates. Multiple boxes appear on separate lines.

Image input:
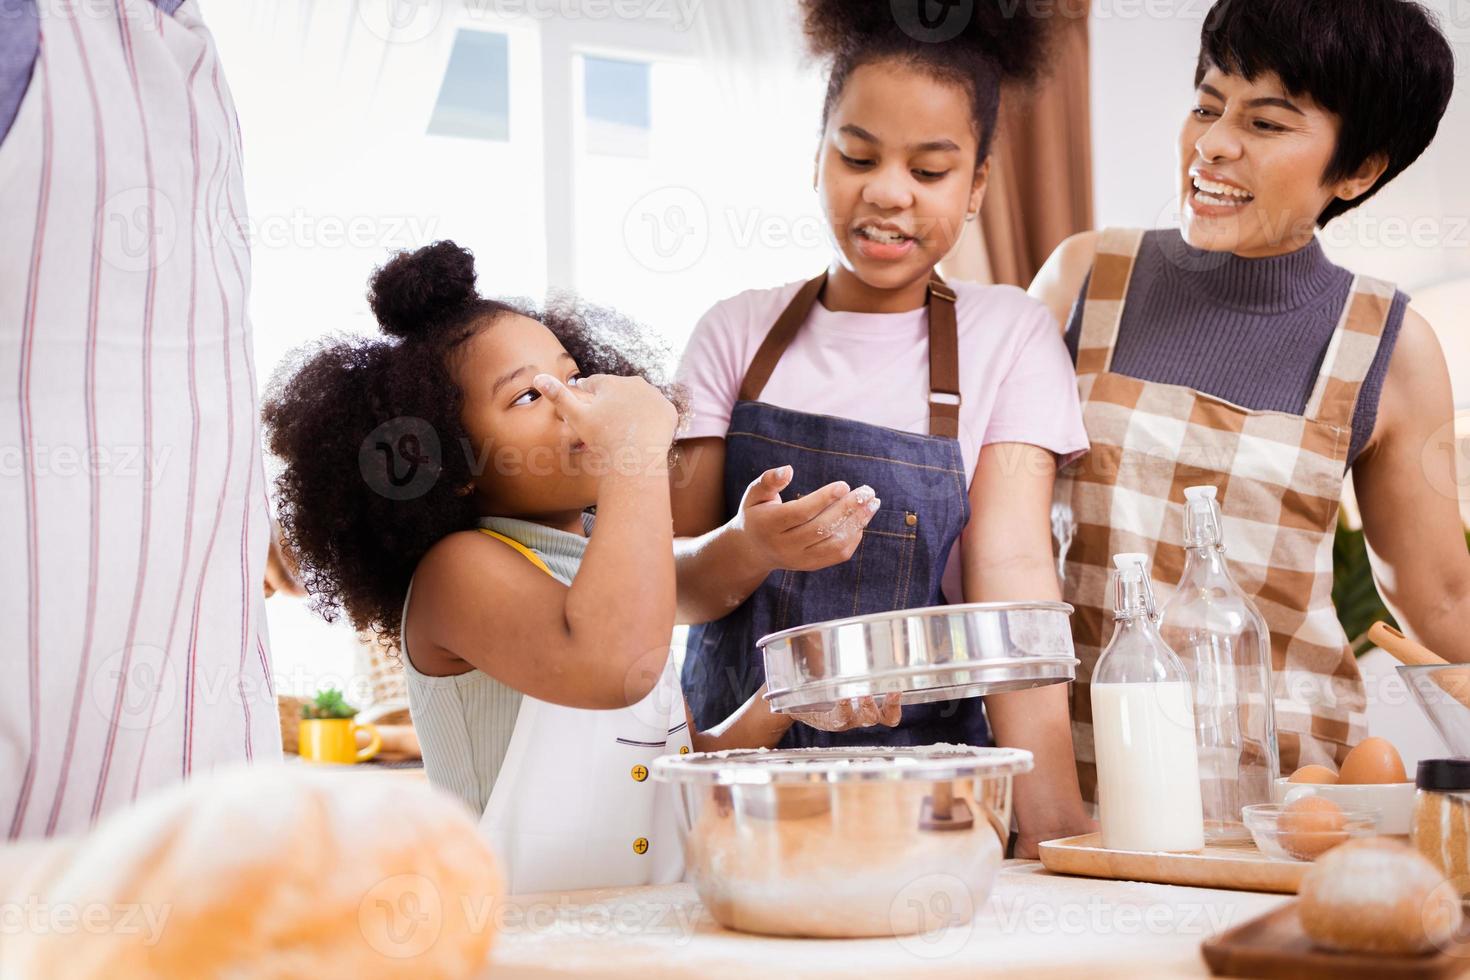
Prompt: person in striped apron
<box><xmin>0</xmin><ymin>0</ymin><xmax>279</xmax><ymax>839</ymax></box>
<box><xmin>1030</xmin><ymin>0</ymin><xmax>1470</xmax><ymax>801</ymax></box>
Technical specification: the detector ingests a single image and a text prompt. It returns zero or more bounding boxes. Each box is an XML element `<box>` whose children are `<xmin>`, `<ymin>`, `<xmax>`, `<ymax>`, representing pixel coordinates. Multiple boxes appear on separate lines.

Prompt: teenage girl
<box><xmin>673</xmin><ymin>1</ymin><xmax>1093</xmax><ymax>855</ymax></box>
<box><xmin>264</xmin><ymin>241</ymin><xmax>894</xmax><ymax>894</ymax></box>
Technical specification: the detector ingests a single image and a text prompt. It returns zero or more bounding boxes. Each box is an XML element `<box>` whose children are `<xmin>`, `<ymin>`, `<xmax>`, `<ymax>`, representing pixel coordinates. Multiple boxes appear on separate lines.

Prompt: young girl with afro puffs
<box><xmin>673</xmin><ymin>0</ymin><xmax>1095</xmax><ymax>855</ymax></box>
<box><xmin>264</xmin><ymin>241</ymin><xmax>897</xmax><ymax>894</ymax></box>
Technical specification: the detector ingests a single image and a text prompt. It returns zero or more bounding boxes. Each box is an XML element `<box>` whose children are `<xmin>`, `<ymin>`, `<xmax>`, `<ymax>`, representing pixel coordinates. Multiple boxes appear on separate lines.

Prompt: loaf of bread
<box><xmin>1299</xmin><ymin>837</ymin><xmax>1463</xmax><ymax>956</ymax></box>
<box><xmin>0</xmin><ymin>765</ymin><xmax>501</xmax><ymax>978</ymax></box>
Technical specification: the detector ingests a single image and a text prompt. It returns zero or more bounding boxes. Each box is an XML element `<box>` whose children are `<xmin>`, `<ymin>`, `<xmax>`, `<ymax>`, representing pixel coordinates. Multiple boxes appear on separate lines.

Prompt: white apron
<box><xmin>0</xmin><ymin>0</ymin><xmax>279</xmax><ymax>840</ymax></box>
<box><xmin>479</xmin><ymin>659</ymin><xmax>691</xmax><ymax>895</ymax></box>
<box><xmin>472</xmin><ymin>528</ymin><xmax>690</xmax><ymax>894</ymax></box>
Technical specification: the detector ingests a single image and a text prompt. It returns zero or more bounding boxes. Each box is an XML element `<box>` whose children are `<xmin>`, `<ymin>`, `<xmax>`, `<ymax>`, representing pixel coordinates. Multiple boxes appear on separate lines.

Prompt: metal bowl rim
<box><xmin>755</xmin><ymin>600</ymin><xmax>1075</xmax><ymax>649</ymax></box>
<box><xmin>650</xmin><ymin>744</ymin><xmax>1034</xmax><ymax>785</ymax></box>
<box><xmin>761</xmin><ymin>655</ymin><xmax>1080</xmax><ymax>702</ymax></box>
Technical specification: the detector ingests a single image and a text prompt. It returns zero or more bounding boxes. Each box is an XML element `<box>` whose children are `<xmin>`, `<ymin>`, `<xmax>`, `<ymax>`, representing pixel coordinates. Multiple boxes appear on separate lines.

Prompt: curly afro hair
<box><xmin>262</xmin><ymin>240</ymin><xmax>687</xmax><ymax>646</ymax></box>
<box><xmin>802</xmin><ymin>0</ymin><xmax>1060</xmax><ymax>162</ymax></box>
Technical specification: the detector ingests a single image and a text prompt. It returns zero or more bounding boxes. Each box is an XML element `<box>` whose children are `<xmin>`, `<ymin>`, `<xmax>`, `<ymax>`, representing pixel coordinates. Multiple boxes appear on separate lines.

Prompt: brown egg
<box><xmin>1288</xmin><ymin>765</ymin><xmax>1339</xmax><ymax>784</ymax></box>
<box><xmin>1338</xmin><ymin>737</ymin><xmax>1408</xmax><ymax>785</ymax></box>
<box><xmin>1279</xmin><ymin>796</ymin><xmax>1348</xmax><ymax>861</ymax></box>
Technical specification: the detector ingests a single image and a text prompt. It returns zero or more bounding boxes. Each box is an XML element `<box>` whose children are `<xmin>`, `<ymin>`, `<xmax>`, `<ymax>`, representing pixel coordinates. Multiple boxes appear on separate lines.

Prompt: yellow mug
<box><xmin>298</xmin><ymin>717</ymin><xmax>382</xmax><ymax>765</ymax></box>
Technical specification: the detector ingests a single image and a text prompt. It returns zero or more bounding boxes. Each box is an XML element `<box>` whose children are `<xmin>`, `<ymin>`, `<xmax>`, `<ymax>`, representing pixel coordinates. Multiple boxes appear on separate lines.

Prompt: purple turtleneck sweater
<box><xmin>1064</xmin><ymin>229</ymin><xmax>1406</xmax><ymax>468</ymax></box>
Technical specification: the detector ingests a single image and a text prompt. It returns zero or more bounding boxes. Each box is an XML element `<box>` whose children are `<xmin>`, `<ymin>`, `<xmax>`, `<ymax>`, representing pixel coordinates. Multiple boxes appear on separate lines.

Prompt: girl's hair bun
<box><xmin>368</xmin><ymin>240</ymin><xmax>480</xmax><ymax>340</ymax></box>
<box><xmin>801</xmin><ymin>0</ymin><xmax>1052</xmax><ymax>85</ymax></box>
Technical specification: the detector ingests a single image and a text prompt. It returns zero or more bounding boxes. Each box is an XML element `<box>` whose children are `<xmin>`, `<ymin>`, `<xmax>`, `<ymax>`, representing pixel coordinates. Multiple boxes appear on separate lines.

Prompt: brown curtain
<box><xmin>943</xmin><ymin>6</ymin><xmax>1094</xmax><ymax>287</ymax></box>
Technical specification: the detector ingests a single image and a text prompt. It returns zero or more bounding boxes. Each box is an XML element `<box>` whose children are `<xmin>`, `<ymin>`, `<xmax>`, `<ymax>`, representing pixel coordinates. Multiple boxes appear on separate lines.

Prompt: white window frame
<box><xmin>538</xmin><ymin>15</ymin><xmax>700</xmax><ymax>290</ymax></box>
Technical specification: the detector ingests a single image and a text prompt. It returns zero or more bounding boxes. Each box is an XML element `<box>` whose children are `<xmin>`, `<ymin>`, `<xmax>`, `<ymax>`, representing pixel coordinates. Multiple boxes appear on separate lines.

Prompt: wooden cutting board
<box><xmin>1038</xmin><ymin>832</ymin><xmax>1306</xmax><ymax>894</ymax></box>
<box><xmin>1202</xmin><ymin>901</ymin><xmax>1470</xmax><ymax>978</ymax></box>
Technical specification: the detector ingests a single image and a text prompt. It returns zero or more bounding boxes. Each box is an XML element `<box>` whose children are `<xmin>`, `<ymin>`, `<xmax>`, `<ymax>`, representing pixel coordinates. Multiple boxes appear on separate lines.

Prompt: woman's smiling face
<box><xmin>816</xmin><ymin>60</ymin><xmax>987</xmax><ymax>294</ymax></box>
<box><xmin>1179</xmin><ymin>66</ymin><xmax>1384</xmax><ymax>257</ymax></box>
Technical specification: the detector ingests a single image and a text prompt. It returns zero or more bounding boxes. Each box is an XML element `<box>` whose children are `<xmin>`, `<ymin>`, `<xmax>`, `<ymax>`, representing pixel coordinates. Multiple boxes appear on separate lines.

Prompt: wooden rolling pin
<box><xmin>1369</xmin><ymin>621</ymin><xmax>1470</xmax><ymax>712</ymax></box>
<box><xmin>1369</xmin><ymin>622</ymin><xmax>1451</xmax><ymax>667</ymax></box>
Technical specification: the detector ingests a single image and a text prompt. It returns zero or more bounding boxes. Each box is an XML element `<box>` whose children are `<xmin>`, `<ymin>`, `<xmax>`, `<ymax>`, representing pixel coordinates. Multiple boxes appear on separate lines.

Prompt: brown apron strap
<box><xmin>1075</xmin><ymin>227</ymin><xmax>1146</xmax><ymax>378</ymax></box>
<box><xmin>926</xmin><ymin>276</ymin><xmax>961</xmax><ymax>439</ymax></box>
<box><xmin>736</xmin><ymin>273</ymin><xmax>827</xmax><ymax>404</ymax></box>
<box><xmin>1304</xmin><ymin>274</ymin><xmax>1396</xmax><ymax>429</ymax></box>
<box><xmin>735</xmin><ymin>272</ymin><xmax>962</xmax><ymax>439</ymax></box>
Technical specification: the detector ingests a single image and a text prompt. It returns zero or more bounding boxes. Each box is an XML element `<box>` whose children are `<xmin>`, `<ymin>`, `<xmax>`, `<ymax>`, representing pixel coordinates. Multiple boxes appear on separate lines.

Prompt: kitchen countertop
<box><xmin>481</xmin><ymin>861</ymin><xmax>1289</xmax><ymax>978</ymax></box>
<box><xmin>282</xmin><ymin>753</ymin><xmax>426</xmax><ymax>776</ymax></box>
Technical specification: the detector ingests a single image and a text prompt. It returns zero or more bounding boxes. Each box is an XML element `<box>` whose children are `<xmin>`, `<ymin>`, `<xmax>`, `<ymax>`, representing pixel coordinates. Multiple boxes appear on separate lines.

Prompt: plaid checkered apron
<box><xmin>1057</xmin><ymin>228</ymin><xmax>1395</xmax><ymax>802</ymax></box>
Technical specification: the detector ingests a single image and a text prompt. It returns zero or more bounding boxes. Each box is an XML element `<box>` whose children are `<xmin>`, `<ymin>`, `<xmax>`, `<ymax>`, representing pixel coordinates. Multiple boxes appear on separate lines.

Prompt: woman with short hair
<box><xmin>1030</xmin><ymin>0</ymin><xmax>1468</xmax><ymax>799</ymax></box>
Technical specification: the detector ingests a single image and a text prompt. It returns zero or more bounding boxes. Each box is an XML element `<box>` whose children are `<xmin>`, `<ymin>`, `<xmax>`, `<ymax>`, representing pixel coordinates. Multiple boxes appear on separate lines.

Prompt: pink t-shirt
<box><xmin>676</xmin><ymin>278</ymin><xmax>1090</xmax><ymax>603</ymax></box>
<box><xmin>677</xmin><ymin>278</ymin><xmax>1089</xmax><ymax>473</ymax></box>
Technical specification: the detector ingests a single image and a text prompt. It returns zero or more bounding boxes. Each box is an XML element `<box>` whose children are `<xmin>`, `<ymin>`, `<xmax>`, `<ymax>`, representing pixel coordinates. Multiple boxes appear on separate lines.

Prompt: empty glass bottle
<box><xmin>1159</xmin><ymin>486</ymin><xmax>1280</xmax><ymax>844</ymax></box>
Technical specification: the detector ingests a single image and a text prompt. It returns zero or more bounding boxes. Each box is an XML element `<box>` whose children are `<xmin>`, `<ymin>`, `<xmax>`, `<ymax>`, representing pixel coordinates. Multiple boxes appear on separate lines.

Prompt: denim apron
<box><xmin>682</xmin><ymin>273</ymin><xmax>989</xmax><ymax>749</ymax></box>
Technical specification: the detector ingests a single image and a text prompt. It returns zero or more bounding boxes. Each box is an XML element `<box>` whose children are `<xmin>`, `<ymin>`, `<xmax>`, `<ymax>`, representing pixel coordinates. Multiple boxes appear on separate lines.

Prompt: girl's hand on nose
<box><xmin>533</xmin><ymin>373</ymin><xmax>677</xmax><ymax>468</ymax></box>
<box><xmin>734</xmin><ymin>465</ymin><xmax>880</xmax><ymax>572</ymax></box>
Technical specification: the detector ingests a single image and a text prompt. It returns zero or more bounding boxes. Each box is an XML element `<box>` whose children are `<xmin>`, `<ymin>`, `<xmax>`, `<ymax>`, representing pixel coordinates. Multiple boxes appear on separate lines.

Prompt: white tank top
<box><xmin>400</xmin><ymin>578</ymin><xmax>522</xmax><ymax>816</ymax></box>
<box><xmin>398</xmin><ymin>513</ymin><xmax>591</xmax><ymax>816</ymax></box>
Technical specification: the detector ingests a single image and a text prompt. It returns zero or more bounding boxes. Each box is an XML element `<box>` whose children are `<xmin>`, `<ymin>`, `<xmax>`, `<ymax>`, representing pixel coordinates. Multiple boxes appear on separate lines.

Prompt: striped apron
<box><xmin>1058</xmin><ymin>228</ymin><xmax>1394</xmax><ymax>801</ymax></box>
<box><xmin>0</xmin><ymin>0</ymin><xmax>279</xmax><ymax>840</ymax></box>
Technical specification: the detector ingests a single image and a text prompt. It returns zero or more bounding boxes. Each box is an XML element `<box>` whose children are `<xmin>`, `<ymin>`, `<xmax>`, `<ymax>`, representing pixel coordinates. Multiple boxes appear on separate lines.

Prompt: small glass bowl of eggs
<box><xmin>1243</xmin><ymin>800</ymin><xmax>1381</xmax><ymax>862</ymax></box>
<box><xmin>1269</xmin><ymin>737</ymin><xmax>1417</xmax><ymax>836</ymax></box>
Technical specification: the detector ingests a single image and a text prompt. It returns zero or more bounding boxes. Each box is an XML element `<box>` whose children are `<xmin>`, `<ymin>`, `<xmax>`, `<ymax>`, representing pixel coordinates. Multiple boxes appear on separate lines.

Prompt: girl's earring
<box><xmin>965</xmin><ymin>212</ymin><xmax>977</xmax><ymax>222</ymax></box>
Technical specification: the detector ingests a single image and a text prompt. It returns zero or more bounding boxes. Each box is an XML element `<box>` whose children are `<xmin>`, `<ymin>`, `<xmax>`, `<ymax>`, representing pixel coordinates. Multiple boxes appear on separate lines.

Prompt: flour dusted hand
<box><xmin>736</xmin><ymin>465</ymin><xmax>881</xmax><ymax>572</ymax></box>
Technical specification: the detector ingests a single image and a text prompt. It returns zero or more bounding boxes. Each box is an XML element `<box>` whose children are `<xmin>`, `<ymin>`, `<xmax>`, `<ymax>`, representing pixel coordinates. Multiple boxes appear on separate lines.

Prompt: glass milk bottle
<box><xmin>1160</xmin><ymin>485</ymin><xmax>1280</xmax><ymax>844</ymax></box>
<box><xmin>1091</xmin><ymin>554</ymin><xmax>1205</xmax><ymax>852</ymax></box>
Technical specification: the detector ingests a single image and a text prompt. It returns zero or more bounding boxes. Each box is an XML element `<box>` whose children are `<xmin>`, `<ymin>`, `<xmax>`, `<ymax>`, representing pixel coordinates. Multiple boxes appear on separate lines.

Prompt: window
<box><xmin>583</xmin><ymin>56</ymin><xmax>651</xmax><ymax>158</ymax></box>
<box><xmin>569</xmin><ymin>52</ymin><xmax>826</xmax><ymax>356</ymax></box>
<box><xmin>428</xmin><ymin>30</ymin><xmax>510</xmax><ymax>141</ymax></box>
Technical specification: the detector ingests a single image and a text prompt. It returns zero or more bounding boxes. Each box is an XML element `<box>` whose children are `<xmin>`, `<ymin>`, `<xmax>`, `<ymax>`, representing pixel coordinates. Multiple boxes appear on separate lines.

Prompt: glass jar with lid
<box><xmin>1412</xmin><ymin>758</ymin><xmax>1470</xmax><ymax>896</ymax></box>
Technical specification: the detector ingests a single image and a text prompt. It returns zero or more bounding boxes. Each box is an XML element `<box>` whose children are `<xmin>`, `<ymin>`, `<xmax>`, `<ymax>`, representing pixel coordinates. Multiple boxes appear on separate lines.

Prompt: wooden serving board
<box><xmin>1038</xmin><ymin>832</ymin><xmax>1306</xmax><ymax>894</ymax></box>
<box><xmin>1202</xmin><ymin>901</ymin><xmax>1470</xmax><ymax>978</ymax></box>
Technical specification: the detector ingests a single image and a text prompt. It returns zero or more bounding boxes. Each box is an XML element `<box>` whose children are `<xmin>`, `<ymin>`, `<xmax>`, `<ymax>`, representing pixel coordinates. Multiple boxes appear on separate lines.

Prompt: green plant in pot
<box><xmin>301</xmin><ymin>688</ymin><xmax>358</xmax><ymax>721</ymax></box>
<box><xmin>297</xmin><ymin>688</ymin><xmax>381</xmax><ymax>764</ymax></box>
